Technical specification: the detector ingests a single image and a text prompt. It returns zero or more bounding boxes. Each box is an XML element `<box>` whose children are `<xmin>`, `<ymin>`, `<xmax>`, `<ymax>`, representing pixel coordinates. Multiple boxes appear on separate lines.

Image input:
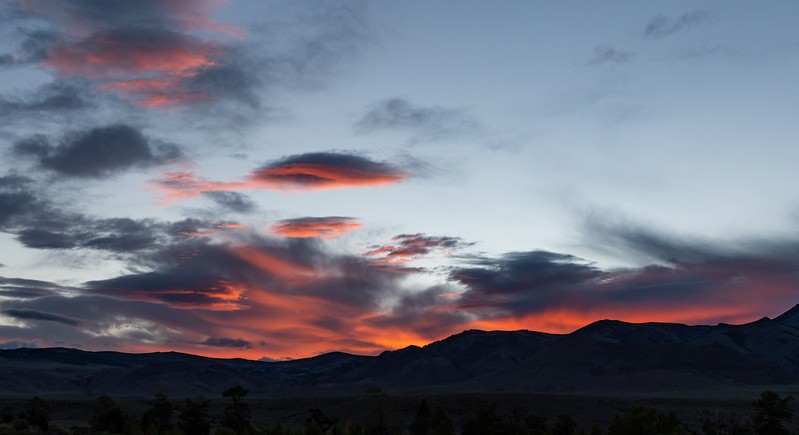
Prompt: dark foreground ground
<box><xmin>3</xmin><ymin>386</ymin><xmax>798</xmax><ymax>433</ymax></box>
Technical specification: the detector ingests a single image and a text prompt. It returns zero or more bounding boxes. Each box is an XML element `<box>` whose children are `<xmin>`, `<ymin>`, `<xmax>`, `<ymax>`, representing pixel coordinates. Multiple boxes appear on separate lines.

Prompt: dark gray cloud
<box><xmin>645</xmin><ymin>10</ymin><xmax>709</xmax><ymax>40</ymax></box>
<box><xmin>448</xmin><ymin>220</ymin><xmax>799</xmax><ymax>322</ymax></box>
<box><xmin>364</xmin><ymin>284</ymin><xmax>470</xmax><ymax>340</ymax></box>
<box><xmin>3</xmin><ymin>308</ymin><xmax>80</xmax><ymax>326</ymax></box>
<box><xmin>356</xmin><ymin>98</ymin><xmax>481</xmax><ymax>142</ymax></box>
<box><xmin>16</xmin><ymin>29</ymin><xmax>58</xmax><ymax>63</ymax></box>
<box><xmin>0</xmin><ymin>294</ymin><xmax>199</xmax><ymax>349</ymax></box>
<box><xmin>0</xmin><ymin>53</ymin><xmax>13</xmax><ymax>66</ymax></box>
<box><xmin>0</xmin><ymin>276</ymin><xmax>66</xmax><ymax>299</ymax></box>
<box><xmin>0</xmin><ymin>80</ymin><xmax>93</xmax><ymax>116</ymax></box>
<box><xmin>202</xmin><ymin>191</ymin><xmax>257</xmax><ymax>213</ymax></box>
<box><xmin>589</xmin><ymin>45</ymin><xmax>633</xmax><ymax>65</ymax></box>
<box><xmin>0</xmin><ymin>191</ymin><xmax>37</xmax><ymax>227</ymax></box>
<box><xmin>13</xmin><ymin>124</ymin><xmax>182</xmax><ymax>178</ymax></box>
<box><xmin>452</xmin><ymin>251</ymin><xmax>602</xmax><ymax>315</ymax></box>
<box><xmin>0</xmin><ymin>177</ymin><xmax>229</xmax><ymax>253</ymax></box>
<box><xmin>199</xmin><ymin>337</ymin><xmax>253</xmax><ymax>349</ymax></box>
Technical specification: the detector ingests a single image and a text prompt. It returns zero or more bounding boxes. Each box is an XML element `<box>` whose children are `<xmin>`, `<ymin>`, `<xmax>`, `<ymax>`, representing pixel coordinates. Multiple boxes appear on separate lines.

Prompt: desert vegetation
<box><xmin>0</xmin><ymin>389</ymin><xmax>793</xmax><ymax>434</ymax></box>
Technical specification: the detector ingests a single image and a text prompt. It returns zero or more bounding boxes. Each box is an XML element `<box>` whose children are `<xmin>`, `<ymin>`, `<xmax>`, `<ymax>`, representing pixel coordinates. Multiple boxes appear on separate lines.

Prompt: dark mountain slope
<box><xmin>2</xmin><ymin>305</ymin><xmax>799</xmax><ymax>397</ymax></box>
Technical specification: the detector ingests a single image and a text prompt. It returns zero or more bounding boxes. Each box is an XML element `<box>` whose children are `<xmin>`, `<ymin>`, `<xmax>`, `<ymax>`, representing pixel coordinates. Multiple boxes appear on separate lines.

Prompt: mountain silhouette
<box><xmin>3</xmin><ymin>305</ymin><xmax>799</xmax><ymax>397</ymax></box>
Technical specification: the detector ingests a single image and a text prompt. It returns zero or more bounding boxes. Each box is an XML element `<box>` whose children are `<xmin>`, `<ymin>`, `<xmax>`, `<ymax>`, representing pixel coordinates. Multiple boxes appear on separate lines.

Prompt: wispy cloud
<box><xmin>365</xmin><ymin>234</ymin><xmax>474</xmax><ymax>265</ymax></box>
<box><xmin>588</xmin><ymin>45</ymin><xmax>633</xmax><ymax>65</ymax></box>
<box><xmin>271</xmin><ymin>216</ymin><xmax>363</xmax><ymax>240</ymax></box>
<box><xmin>3</xmin><ymin>308</ymin><xmax>80</xmax><ymax>326</ymax></box>
<box><xmin>199</xmin><ymin>337</ymin><xmax>253</xmax><ymax>349</ymax></box>
<box><xmin>645</xmin><ymin>10</ymin><xmax>709</xmax><ymax>40</ymax></box>
<box><xmin>356</xmin><ymin>98</ymin><xmax>481</xmax><ymax>143</ymax></box>
<box><xmin>202</xmin><ymin>191</ymin><xmax>257</xmax><ymax>214</ymax></box>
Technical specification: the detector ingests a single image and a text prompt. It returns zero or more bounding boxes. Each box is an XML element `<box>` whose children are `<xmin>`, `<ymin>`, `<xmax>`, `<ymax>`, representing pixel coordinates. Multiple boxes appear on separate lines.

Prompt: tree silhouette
<box><xmin>305</xmin><ymin>408</ymin><xmax>337</xmax><ymax>434</ymax></box>
<box><xmin>365</xmin><ymin>387</ymin><xmax>390</xmax><ymax>435</ymax></box>
<box><xmin>607</xmin><ymin>405</ymin><xmax>684</xmax><ymax>435</ymax></box>
<box><xmin>461</xmin><ymin>401</ymin><xmax>509</xmax><ymax>435</ymax></box>
<box><xmin>428</xmin><ymin>404</ymin><xmax>454</xmax><ymax>435</ymax></box>
<box><xmin>177</xmin><ymin>397</ymin><xmax>211</xmax><ymax>435</ymax></box>
<box><xmin>140</xmin><ymin>393</ymin><xmax>173</xmax><ymax>434</ymax></box>
<box><xmin>25</xmin><ymin>396</ymin><xmax>50</xmax><ymax>431</ymax></box>
<box><xmin>551</xmin><ymin>414</ymin><xmax>577</xmax><ymax>435</ymax></box>
<box><xmin>409</xmin><ymin>399</ymin><xmax>431</xmax><ymax>435</ymax></box>
<box><xmin>753</xmin><ymin>390</ymin><xmax>793</xmax><ymax>435</ymax></box>
<box><xmin>222</xmin><ymin>384</ymin><xmax>253</xmax><ymax>434</ymax></box>
<box><xmin>90</xmin><ymin>395</ymin><xmax>126</xmax><ymax>433</ymax></box>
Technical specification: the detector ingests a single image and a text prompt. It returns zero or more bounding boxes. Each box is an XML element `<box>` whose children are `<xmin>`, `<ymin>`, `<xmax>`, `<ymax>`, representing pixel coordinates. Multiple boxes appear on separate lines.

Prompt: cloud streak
<box><xmin>271</xmin><ymin>216</ymin><xmax>363</xmax><ymax>239</ymax></box>
<box><xmin>589</xmin><ymin>45</ymin><xmax>633</xmax><ymax>65</ymax></box>
<box><xmin>3</xmin><ymin>308</ymin><xmax>80</xmax><ymax>326</ymax></box>
<box><xmin>155</xmin><ymin>152</ymin><xmax>409</xmax><ymax>200</ymax></box>
<box><xmin>356</xmin><ymin>98</ymin><xmax>481</xmax><ymax>143</ymax></box>
<box><xmin>644</xmin><ymin>10</ymin><xmax>709</xmax><ymax>40</ymax></box>
<box><xmin>365</xmin><ymin>234</ymin><xmax>474</xmax><ymax>264</ymax></box>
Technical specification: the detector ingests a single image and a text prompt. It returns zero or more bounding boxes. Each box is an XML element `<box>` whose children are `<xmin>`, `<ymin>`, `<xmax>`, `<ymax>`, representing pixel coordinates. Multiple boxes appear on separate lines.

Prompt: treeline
<box><xmin>0</xmin><ymin>389</ymin><xmax>793</xmax><ymax>435</ymax></box>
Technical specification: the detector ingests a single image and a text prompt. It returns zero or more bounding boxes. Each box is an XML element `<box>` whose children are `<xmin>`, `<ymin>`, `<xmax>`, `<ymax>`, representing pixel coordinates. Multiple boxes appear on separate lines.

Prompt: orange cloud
<box><xmin>153</xmin><ymin>153</ymin><xmax>409</xmax><ymax>200</ymax></box>
<box><xmin>271</xmin><ymin>217</ymin><xmax>363</xmax><ymax>240</ymax></box>
<box><xmin>20</xmin><ymin>0</ymin><xmax>239</xmax><ymax>107</ymax></box>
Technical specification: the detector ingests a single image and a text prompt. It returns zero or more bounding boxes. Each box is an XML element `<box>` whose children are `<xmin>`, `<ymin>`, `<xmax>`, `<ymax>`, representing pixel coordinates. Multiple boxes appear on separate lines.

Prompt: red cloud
<box><xmin>271</xmin><ymin>217</ymin><xmax>363</xmax><ymax>240</ymax></box>
<box><xmin>364</xmin><ymin>233</ymin><xmax>473</xmax><ymax>264</ymax></box>
<box><xmin>247</xmin><ymin>153</ymin><xmax>409</xmax><ymax>192</ymax></box>
<box><xmin>20</xmin><ymin>0</ymin><xmax>238</xmax><ymax>107</ymax></box>
<box><xmin>153</xmin><ymin>153</ymin><xmax>408</xmax><ymax>200</ymax></box>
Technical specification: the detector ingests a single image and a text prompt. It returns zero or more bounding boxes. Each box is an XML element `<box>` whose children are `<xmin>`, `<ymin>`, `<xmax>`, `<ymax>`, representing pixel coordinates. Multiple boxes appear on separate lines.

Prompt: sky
<box><xmin>1</xmin><ymin>0</ymin><xmax>799</xmax><ymax>360</ymax></box>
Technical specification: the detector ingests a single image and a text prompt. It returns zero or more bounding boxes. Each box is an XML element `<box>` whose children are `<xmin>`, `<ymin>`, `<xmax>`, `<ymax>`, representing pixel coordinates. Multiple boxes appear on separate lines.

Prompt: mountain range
<box><xmin>2</xmin><ymin>305</ymin><xmax>799</xmax><ymax>397</ymax></box>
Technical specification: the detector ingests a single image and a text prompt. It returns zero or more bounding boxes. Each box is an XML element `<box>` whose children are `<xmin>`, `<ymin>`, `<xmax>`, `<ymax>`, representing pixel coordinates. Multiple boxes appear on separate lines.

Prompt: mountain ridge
<box><xmin>3</xmin><ymin>305</ymin><xmax>799</xmax><ymax>397</ymax></box>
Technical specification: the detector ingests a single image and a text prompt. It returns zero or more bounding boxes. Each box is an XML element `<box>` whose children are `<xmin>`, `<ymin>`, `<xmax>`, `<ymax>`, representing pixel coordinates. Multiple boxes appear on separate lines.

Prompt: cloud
<box><xmin>0</xmin><ymin>276</ymin><xmax>67</xmax><ymax>299</ymax></box>
<box><xmin>447</xmin><ymin>220</ymin><xmax>799</xmax><ymax>332</ymax></box>
<box><xmin>0</xmin><ymin>53</ymin><xmax>14</xmax><ymax>66</ymax></box>
<box><xmin>0</xmin><ymin>177</ymin><xmax>237</xmax><ymax>253</ymax></box>
<box><xmin>202</xmin><ymin>191</ymin><xmax>257</xmax><ymax>213</ymax></box>
<box><xmin>3</xmin><ymin>308</ymin><xmax>80</xmax><ymax>326</ymax></box>
<box><xmin>451</xmin><ymin>251</ymin><xmax>602</xmax><ymax>316</ymax></box>
<box><xmin>0</xmin><ymin>341</ymin><xmax>38</xmax><ymax>349</ymax></box>
<box><xmin>271</xmin><ymin>216</ymin><xmax>362</xmax><ymax>239</ymax></box>
<box><xmin>356</xmin><ymin>98</ymin><xmax>481</xmax><ymax>142</ymax></box>
<box><xmin>13</xmin><ymin>124</ymin><xmax>182</xmax><ymax>178</ymax></box>
<box><xmin>4</xmin><ymin>216</ymin><xmax>799</xmax><ymax>358</ymax></box>
<box><xmin>155</xmin><ymin>152</ymin><xmax>410</xmax><ymax>200</ymax></box>
<box><xmin>86</xmin><ymin>272</ymin><xmax>248</xmax><ymax>312</ymax></box>
<box><xmin>251</xmin><ymin>152</ymin><xmax>409</xmax><ymax>191</ymax></box>
<box><xmin>589</xmin><ymin>45</ymin><xmax>633</xmax><ymax>65</ymax></box>
<box><xmin>2</xmin><ymin>0</ymin><xmax>371</xmax><ymax>116</ymax></box>
<box><xmin>645</xmin><ymin>10</ymin><xmax>709</xmax><ymax>40</ymax></box>
<box><xmin>0</xmin><ymin>190</ymin><xmax>37</xmax><ymax>227</ymax></box>
<box><xmin>0</xmin><ymin>80</ymin><xmax>93</xmax><ymax>115</ymax></box>
<box><xmin>365</xmin><ymin>233</ymin><xmax>474</xmax><ymax>264</ymax></box>
<box><xmin>199</xmin><ymin>337</ymin><xmax>253</xmax><ymax>349</ymax></box>
<box><xmin>0</xmin><ymin>234</ymin><xmax>441</xmax><ymax>356</ymax></box>
<box><xmin>5</xmin><ymin>0</ymin><xmax>240</xmax><ymax>108</ymax></box>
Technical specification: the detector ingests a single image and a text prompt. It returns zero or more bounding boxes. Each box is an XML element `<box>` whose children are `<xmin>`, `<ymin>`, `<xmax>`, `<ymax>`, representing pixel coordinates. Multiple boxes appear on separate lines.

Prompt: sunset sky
<box><xmin>2</xmin><ymin>0</ymin><xmax>799</xmax><ymax>360</ymax></box>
